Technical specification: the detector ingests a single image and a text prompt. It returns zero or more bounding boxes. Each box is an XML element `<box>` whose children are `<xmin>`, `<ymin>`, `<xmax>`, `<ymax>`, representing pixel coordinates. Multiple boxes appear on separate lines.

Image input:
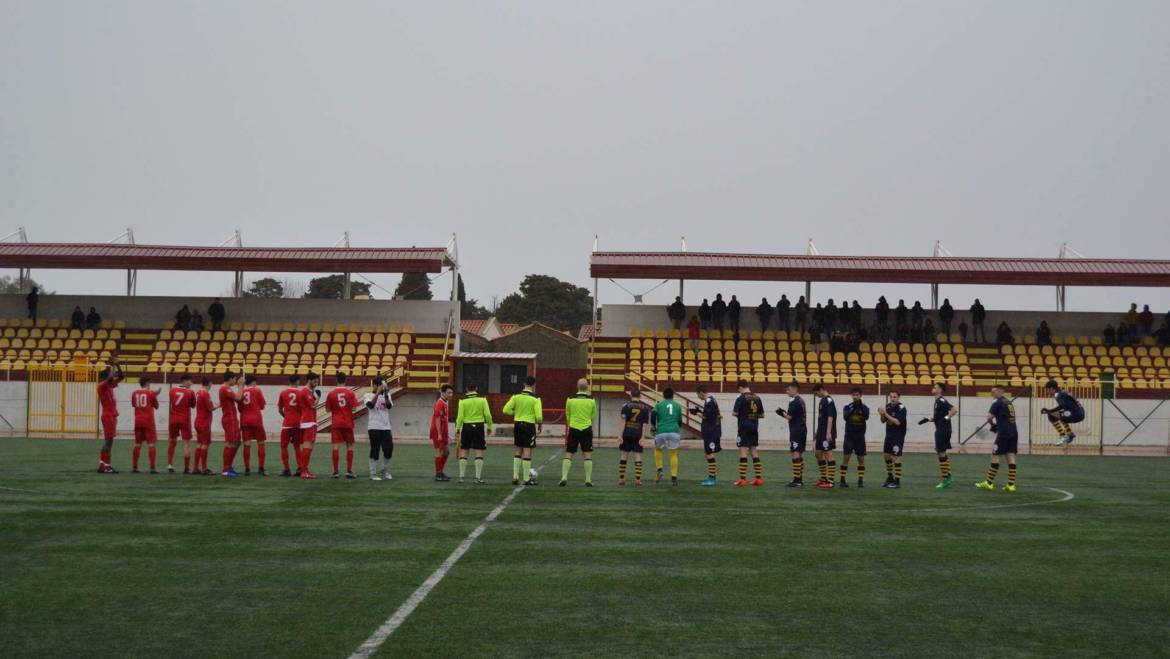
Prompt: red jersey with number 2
<box><xmin>278</xmin><ymin>387</ymin><xmax>302</xmax><ymax>428</ymax></box>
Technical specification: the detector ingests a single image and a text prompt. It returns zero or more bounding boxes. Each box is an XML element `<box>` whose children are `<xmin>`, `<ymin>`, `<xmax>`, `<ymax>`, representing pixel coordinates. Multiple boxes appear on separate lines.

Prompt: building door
<box><xmin>499</xmin><ymin>364</ymin><xmax>529</xmax><ymax>394</ymax></box>
<box><xmin>461</xmin><ymin>363</ymin><xmax>490</xmax><ymax>394</ymax></box>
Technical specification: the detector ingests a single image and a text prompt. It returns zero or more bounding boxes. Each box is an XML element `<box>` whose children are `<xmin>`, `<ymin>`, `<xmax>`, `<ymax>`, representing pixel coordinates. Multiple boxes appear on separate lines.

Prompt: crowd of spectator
<box><xmin>174</xmin><ymin>299</ymin><xmax>226</xmax><ymax>332</ymax></box>
<box><xmin>669</xmin><ymin>295</ymin><xmax>1170</xmax><ymax>348</ymax></box>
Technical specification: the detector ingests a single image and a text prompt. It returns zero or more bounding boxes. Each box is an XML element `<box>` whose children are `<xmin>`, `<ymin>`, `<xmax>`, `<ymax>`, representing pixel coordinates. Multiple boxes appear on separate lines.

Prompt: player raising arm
<box><xmin>296</xmin><ymin>373</ymin><xmax>322</xmax><ymax>480</ymax></box>
<box><xmin>97</xmin><ymin>368</ymin><xmax>120</xmax><ymax>474</ymax></box>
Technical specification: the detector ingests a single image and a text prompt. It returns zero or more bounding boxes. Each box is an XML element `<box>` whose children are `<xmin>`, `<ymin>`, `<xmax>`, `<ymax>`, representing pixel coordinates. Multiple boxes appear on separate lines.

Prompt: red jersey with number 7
<box><xmin>169</xmin><ymin>387</ymin><xmax>195</xmax><ymax>425</ymax></box>
<box><xmin>325</xmin><ymin>387</ymin><xmax>355</xmax><ymax>429</ymax></box>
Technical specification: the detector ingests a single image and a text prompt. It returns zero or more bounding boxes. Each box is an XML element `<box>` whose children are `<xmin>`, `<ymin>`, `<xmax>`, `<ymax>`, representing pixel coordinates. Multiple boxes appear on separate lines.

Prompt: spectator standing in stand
<box><xmin>756</xmin><ymin>298</ymin><xmax>773</xmax><ymax>332</ymax></box>
<box><xmin>727</xmin><ymin>295</ymin><xmax>741</xmax><ymax>333</ymax></box>
<box><xmin>208</xmin><ymin>298</ymin><xmax>226</xmax><ymax>332</ymax></box>
<box><xmin>776</xmin><ymin>294</ymin><xmax>791</xmax><ymax>332</ymax></box>
<box><xmin>698</xmin><ymin>299</ymin><xmax>712</xmax><ymax>331</ymax></box>
<box><xmin>711</xmin><ymin>294</ymin><xmax>727</xmax><ymax>331</ymax></box>
<box><xmin>970</xmin><ymin>299</ymin><xmax>987</xmax><ymax>342</ymax></box>
<box><xmin>667</xmin><ymin>296</ymin><xmax>686</xmax><ymax>330</ymax></box>
<box><xmin>938</xmin><ymin>298</ymin><xmax>954</xmax><ymax>336</ymax></box>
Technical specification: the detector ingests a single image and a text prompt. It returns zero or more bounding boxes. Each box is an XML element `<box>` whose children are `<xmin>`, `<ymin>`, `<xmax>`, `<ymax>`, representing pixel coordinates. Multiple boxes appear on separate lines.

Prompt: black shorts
<box><xmin>704</xmin><ymin>435</ymin><xmax>723</xmax><ymax>454</ymax></box>
<box><xmin>993</xmin><ymin>434</ymin><xmax>1019</xmax><ymax>456</ymax></box>
<box><xmin>513</xmin><ymin>422</ymin><xmax>537</xmax><ymax>449</ymax></box>
<box><xmin>565</xmin><ymin>428</ymin><xmax>593</xmax><ymax>454</ymax></box>
<box><xmin>934</xmin><ymin>426</ymin><xmax>953</xmax><ymax>452</ymax></box>
<box><xmin>788</xmin><ymin>430</ymin><xmax>807</xmax><ymax>453</ymax></box>
<box><xmin>1059</xmin><ymin>409</ymin><xmax>1085</xmax><ymax>424</ymax></box>
<box><xmin>368</xmin><ymin>429</ymin><xmax>393</xmax><ymax>458</ymax></box>
<box><xmin>883</xmin><ymin>436</ymin><xmax>905</xmax><ymax>456</ymax></box>
<box><xmin>735</xmin><ymin>431</ymin><xmax>757</xmax><ymax>449</ymax></box>
<box><xmin>843</xmin><ymin>434</ymin><xmax>866</xmax><ymax>456</ymax></box>
<box><xmin>619</xmin><ymin>434</ymin><xmax>643</xmax><ymax>453</ymax></box>
<box><xmin>815</xmin><ymin>435</ymin><xmax>837</xmax><ymax>452</ymax></box>
<box><xmin>460</xmin><ymin>423</ymin><xmax>487</xmax><ymax>451</ymax></box>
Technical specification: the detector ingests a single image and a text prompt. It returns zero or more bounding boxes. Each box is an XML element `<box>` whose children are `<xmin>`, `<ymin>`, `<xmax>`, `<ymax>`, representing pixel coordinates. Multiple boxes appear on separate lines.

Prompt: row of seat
<box><xmin>147</xmin><ymin>353</ymin><xmax>410</xmax><ymax>367</ymax></box>
<box><xmin>152</xmin><ymin>341</ymin><xmax>415</xmax><ymax>356</ymax></box>
<box><xmin>1004</xmin><ymin>354</ymin><xmax>1170</xmax><ymax>368</ymax></box>
<box><xmin>626</xmin><ymin>327</ymin><xmax>1161</xmax><ymax>347</ymax></box>
<box><xmin>1</xmin><ymin>350</ymin><xmax>111</xmax><ymax>363</ymax></box>
<box><xmin>0</xmin><ymin>327</ymin><xmax>121</xmax><ymax>340</ymax></box>
<box><xmin>624</xmin><ymin>371</ymin><xmax>1170</xmax><ymax>389</ymax></box>
<box><xmin>140</xmin><ymin>363</ymin><xmax>404</xmax><ymax>378</ymax></box>
<box><xmin>630</xmin><ymin>362</ymin><xmax>973</xmax><ymax>375</ymax></box>
<box><xmin>166</xmin><ymin>320</ymin><xmax>416</xmax><ymax>333</ymax></box>
<box><xmin>0</xmin><ymin>338</ymin><xmax>119</xmax><ymax>351</ymax></box>
<box><xmin>630</xmin><ymin>351</ymin><xmax>972</xmax><ymax>365</ymax></box>
<box><xmin>1002</xmin><ymin>344</ymin><xmax>1166</xmax><ymax>357</ymax></box>
<box><xmin>630</xmin><ymin>338</ymin><xmax>969</xmax><ymax>355</ymax></box>
<box><xmin>160</xmin><ymin>329</ymin><xmax>415</xmax><ymax>345</ymax></box>
<box><xmin>0</xmin><ymin>318</ymin><xmax>125</xmax><ymax>329</ymax></box>
<box><xmin>1006</xmin><ymin>365</ymin><xmax>1169</xmax><ymax>380</ymax></box>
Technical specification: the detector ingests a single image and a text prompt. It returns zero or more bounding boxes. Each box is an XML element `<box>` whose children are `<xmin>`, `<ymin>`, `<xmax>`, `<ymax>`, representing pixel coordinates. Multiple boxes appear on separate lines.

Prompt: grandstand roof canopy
<box><xmin>590</xmin><ymin>251</ymin><xmax>1170</xmax><ymax>287</ymax></box>
<box><xmin>0</xmin><ymin>243</ymin><xmax>451</xmax><ymax>273</ymax></box>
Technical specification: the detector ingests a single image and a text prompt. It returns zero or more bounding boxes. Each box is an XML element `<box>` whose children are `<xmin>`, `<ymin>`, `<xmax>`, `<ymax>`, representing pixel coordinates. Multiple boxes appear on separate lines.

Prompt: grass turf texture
<box><xmin>1</xmin><ymin>439</ymin><xmax>1167</xmax><ymax>658</ymax></box>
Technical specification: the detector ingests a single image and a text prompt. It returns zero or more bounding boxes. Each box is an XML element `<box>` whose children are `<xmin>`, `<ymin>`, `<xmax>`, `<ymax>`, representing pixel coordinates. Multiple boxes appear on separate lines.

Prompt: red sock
<box><xmin>100</xmin><ymin>449</ymin><xmax>111</xmax><ymax>466</ymax></box>
<box><xmin>434</xmin><ymin>456</ymin><xmax>443</xmax><ymax>474</ymax></box>
<box><xmin>167</xmin><ymin>440</ymin><xmax>176</xmax><ymax>466</ymax></box>
<box><xmin>300</xmin><ymin>445</ymin><xmax>313</xmax><ymax>472</ymax></box>
<box><xmin>346</xmin><ymin>447</ymin><xmax>353</xmax><ymax>472</ymax></box>
<box><xmin>257</xmin><ymin>443</ymin><xmax>266</xmax><ymax>470</ymax></box>
<box><xmin>183</xmin><ymin>453</ymin><xmax>190</xmax><ymax>471</ymax></box>
<box><xmin>148</xmin><ymin>444</ymin><xmax>157</xmax><ymax>470</ymax></box>
<box><xmin>198</xmin><ymin>445</ymin><xmax>207</xmax><ymax>471</ymax></box>
<box><xmin>222</xmin><ymin>444</ymin><xmax>235</xmax><ymax>471</ymax></box>
<box><xmin>440</xmin><ymin>453</ymin><xmax>449</xmax><ymax>472</ymax></box>
<box><xmin>332</xmin><ymin>447</ymin><xmax>340</xmax><ymax>473</ymax></box>
<box><xmin>243</xmin><ymin>443</ymin><xmax>252</xmax><ymax>471</ymax></box>
<box><xmin>132</xmin><ymin>444</ymin><xmax>141</xmax><ymax>469</ymax></box>
<box><xmin>280</xmin><ymin>438</ymin><xmax>290</xmax><ymax>470</ymax></box>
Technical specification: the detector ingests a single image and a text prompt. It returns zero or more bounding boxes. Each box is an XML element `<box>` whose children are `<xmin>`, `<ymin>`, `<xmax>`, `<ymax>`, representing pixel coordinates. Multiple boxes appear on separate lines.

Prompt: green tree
<box><xmin>0</xmin><ymin>275</ymin><xmax>51</xmax><ymax>294</ymax></box>
<box><xmin>394</xmin><ymin>272</ymin><xmax>434</xmax><ymax>300</ymax></box>
<box><xmin>457</xmin><ymin>275</ymin><xmax>491</xmax><ymax>320</ymax></box>
<box><xmin>304</xmin><ymin>274</ymin><xmax>371</xmax><ymax>299</ymax></box>
<box><xmin>244</xmin><ymin>277</ymin><xmax>284</xmax><ymax>298</ymax></box>
<box><xmin>495</xmin><ymin>274</ymin><xmax>593</xmax><ymax>333</ymax></box>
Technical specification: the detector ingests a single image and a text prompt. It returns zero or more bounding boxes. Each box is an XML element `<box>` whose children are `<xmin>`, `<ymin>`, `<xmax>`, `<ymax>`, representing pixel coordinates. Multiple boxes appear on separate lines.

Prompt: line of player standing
<box><xmin>95</xmin><ymin>370</ymin><xmax>396</xmax><ymax>480</ymax></box>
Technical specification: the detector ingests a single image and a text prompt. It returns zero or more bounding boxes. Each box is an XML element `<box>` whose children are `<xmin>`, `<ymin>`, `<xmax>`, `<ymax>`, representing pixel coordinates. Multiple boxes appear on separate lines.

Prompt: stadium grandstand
<box><xmin>0</xmin><ymin>240</ymin><xmax>464</xmax><ymax>437</ymax></box>
<box><xmin>587</xmin><ymin>249</ymin><xmax>1170</xmax><ymax>454</ymax></box>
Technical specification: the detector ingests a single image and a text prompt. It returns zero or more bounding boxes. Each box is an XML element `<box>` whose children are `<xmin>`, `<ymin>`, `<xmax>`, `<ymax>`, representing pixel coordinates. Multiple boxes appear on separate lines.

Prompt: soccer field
<box><xmin>1</xmin><ymin>438</ymin><xmax>1167</xmax><ymax>658</ymax></box>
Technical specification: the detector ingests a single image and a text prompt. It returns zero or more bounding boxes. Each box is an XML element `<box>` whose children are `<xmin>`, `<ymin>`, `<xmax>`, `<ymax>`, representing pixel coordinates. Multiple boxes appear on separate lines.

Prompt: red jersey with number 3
<box><xmin>132</xmin><ymin>388</ymin><xmax>159</xmax><ymax>429</ymax></box>
<box><xmin>239</xmin><ymin>386</ymin><xmax>266</xmax><ymax>426</ymax></box>
<box><xmin>169</xmin><ymin>387</ymin><xmax>195</xmax><ymax>425</ymax></box>
<box><xmin>278</xmin><ymin>387</ymin><xmax>302</xmax><ymax>428</ymax></box>
<box><xmin>325</xmin><ymin>387</ymin><xmax>355</xmax><ymax>429</ymax></box>
<box><xmin>195</xmin><ymin>389</ymin><xmax>214</xmax><ymax>429</ymax></box>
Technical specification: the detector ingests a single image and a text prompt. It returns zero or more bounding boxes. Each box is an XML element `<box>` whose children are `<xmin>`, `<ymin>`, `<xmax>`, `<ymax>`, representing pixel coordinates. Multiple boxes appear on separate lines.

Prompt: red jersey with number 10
<box><xmin>325</xmin><ymin>387</ymin><xmax>355</xmax><ymax>429</ymax></box>
<box><xmin>239</xmin><ymin>386</ymin><xmax>266</xmax><ymax>426</ymax></box>
<box><xmin>132</xmin><ymin>388</ymin><xmax>159</xmax><ymax>428</ymax></box>
<box><xmin>169</xmin><ymin>387</ymin><xmax>195</xmax><ymax>424</ymax></box>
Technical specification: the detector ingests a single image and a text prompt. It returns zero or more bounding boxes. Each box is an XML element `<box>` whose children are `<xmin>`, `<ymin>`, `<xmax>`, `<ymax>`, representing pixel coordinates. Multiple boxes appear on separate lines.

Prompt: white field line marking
<box><xmin>349</xmin><ymin>451</ymin><xmax>559</xmax><ymax>659</ymax></box>
<box><xmin>0</xmin><ymin>485</ymin><xmax>38</xmax><ymax>493</ymax></box>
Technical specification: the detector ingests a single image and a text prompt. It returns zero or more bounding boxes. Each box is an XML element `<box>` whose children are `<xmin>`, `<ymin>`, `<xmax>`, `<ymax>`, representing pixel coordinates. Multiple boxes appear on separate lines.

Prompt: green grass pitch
<box><xmin>1</xmin><ymin>438</ymin><xmax>1167</xmax><ymax>658</ymax></box>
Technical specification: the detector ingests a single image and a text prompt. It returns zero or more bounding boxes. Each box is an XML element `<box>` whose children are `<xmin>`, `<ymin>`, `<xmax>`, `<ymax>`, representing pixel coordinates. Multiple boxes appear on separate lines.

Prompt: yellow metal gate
<box><xmin>27</xmin><ymin>364</ymin><xmax>101</xmax><ymax>436</ymax></box>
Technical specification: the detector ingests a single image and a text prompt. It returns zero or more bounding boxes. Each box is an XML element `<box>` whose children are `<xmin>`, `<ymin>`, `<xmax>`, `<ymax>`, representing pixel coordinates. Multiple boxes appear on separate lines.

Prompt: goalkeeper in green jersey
<box><xmin>651</xmin><ymin>388</ymin><xmax>684</xmax><ymax>486</ymax></box>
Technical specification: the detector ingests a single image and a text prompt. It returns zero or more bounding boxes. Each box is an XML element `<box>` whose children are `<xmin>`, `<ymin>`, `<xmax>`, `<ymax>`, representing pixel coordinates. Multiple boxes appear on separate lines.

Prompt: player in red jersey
<box><xmin>325</xmin><ymin>371</ymin><xmax>358</xmax><ymax>479</ymax></box>
<box><xmin>429</xmin><ymin>384</ymin><xmax>455</xmax><ymax>481</ymax></box>
<box><xmin>277</xmin><ymin>374</ymin><xmax>303</xmax><ymax>476</ymax></box>
<box><xmin>219</xmin><ymin>371</ymin><xmax>243</xmax><ymax>477</ymax></box>
<box><xmin>239</xmin><ymin>374</ymin><xmax>268</xmax><ymax>476</ymax></box>
<box><xmin>166</xmin><ymin>374</ymin><xmax>197</xmax><ymax>473</ymax></box>
<box><xmin>296</xmin><ymin>373</ymin><xmax>321</xmax><ymax>479</ymax></box>
<box><xmin>130</xmin><ymin>376</ymin><xmax>162</xmax><ymax>473</ymax></box>
<box><xmin>193</xmin><ymin>378</ymin><xmax>216</xmax><ymax>475</ymax></box>
<box><xmin>96</xmin><ymin>368</ymin><xmax>121</xmax><ymax>473</ymax></box>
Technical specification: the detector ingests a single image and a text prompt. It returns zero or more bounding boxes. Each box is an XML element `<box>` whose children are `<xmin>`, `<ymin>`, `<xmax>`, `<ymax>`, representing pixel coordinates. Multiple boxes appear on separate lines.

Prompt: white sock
<box><xmin>369</xmin><ymin>458</ymin><xmax>378</xmax><ymax>476</ymax></box>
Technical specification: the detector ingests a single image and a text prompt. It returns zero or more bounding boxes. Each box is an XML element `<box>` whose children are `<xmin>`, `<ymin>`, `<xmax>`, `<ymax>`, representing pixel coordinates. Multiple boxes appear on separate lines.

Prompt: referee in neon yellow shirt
<box><xmin>454</xmin><ymin>383</ymin><xmax>493</xmax><ymax>483</ymax></box>
<box><xmin>503</xmin><ymin>376</ymin><xmax>543</xmax><ymax>485</ymax></box>
<box><xmin>561</xmin><ymin>379</ymin><xmax>598</xmax><ymax>487</ymax></box>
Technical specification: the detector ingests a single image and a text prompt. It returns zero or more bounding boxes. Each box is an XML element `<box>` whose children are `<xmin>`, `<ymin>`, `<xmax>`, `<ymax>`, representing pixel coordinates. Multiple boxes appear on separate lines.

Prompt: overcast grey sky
<box><xmin>2</xmin><ymin>1</ymin><xmax>1168</xmax><ymax>313</ymax></box>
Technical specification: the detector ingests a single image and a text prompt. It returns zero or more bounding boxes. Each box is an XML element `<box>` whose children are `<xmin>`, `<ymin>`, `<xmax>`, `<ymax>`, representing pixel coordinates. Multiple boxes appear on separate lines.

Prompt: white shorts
<box><xmin>654</xmin><ymin>433</ymin><xmax>681</xmax><ymax>450</ymax></box>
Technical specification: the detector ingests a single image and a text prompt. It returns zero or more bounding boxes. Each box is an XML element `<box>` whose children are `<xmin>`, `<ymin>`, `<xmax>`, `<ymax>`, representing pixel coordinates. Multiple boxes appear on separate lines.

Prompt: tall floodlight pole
<box><xmin>218</xmin><ymin>230</ymin><xmax>243</xmax><ymax>297</ymax></box>
<box><xmin>2</xmin><ymin>227</ymin><xmax>30</xmax><ymax>290</ymax></box>
<box><xmin>1056</xmin><ymin>243</ymin><xmax>1084</xmax><ymax>312</ymax></box>
<box><xmin>930</xmin><ymin>241</ymin><xmax>954</xmax><ymax>310</ymax></box>
<box><xmin>679</xmin><ymin>235</ymin><xmax>687</xmax><ymax>302</ymax></box>
<box><xmin>804</xmin><ymin>238</ymin><xmax>818</xmax><ymax>303</ymax></box>
<box><xmin>592</xmin><ymin>235</ymin><xmax>600</xmax><ymax>336</ymax></box>
<box><xmin>333</xmin><ymin>231</ymin><xmax>352</xmax><ymax>299</ymax></box>
<box><xmin>108</xmin><ymin>228</ymin><xmax>137</xmax><ymax>296</ymax></box>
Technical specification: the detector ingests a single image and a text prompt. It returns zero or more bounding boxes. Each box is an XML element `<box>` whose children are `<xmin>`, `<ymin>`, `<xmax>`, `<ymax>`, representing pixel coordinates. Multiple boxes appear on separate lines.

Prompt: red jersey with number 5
<box><xmin>278</xmin><ymin>387</ymin><xmax>301</xmax><ymax>428</ymax></box>
<box><xmin>239</xmin><ymin>386</ymin><xmax>266</xmax><ymax>426</ymax></box>
<box><xmin>132</xmin><ymin>388</ymin><xmax>159</xmax><ymax>428</ymax></box>
<box><xmin>325</xmin><ymin>387</ymin><xmax>355</xmax><ymax>429</ymax></box>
